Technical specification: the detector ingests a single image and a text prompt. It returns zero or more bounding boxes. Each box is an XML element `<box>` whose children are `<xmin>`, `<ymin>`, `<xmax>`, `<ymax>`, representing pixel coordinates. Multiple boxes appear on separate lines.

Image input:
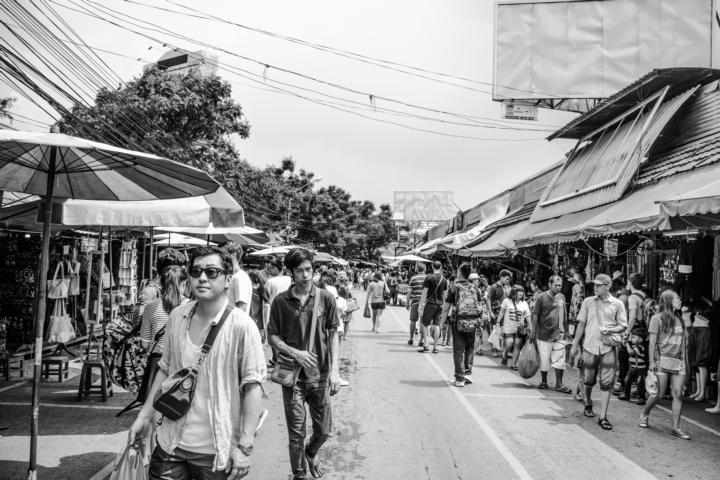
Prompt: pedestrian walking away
<box><xmin>128</xmin><ymin>245</ymin><xmax>266</xmax><ymax>480</ymax></box>
<box><xmin>530</xmin><ymin>275</ymin><xmax>570</xmax><ymax>393</ymax></box>
<box><xmin>418</xmin><ymin>261</ymin><xmax>448</xmax><ymax>354</ymax></box>
<box><xmin>268</xmin><ymin>248</ymin><xmax>341</xmax><ymax>480</ymax></box>
<box><xmin>407</xmin><ymin>263</ymin><xmax>427</xmax><ymax>346</ymax></box>
<box><xmin>440</xmin><ymin>263</ymin><xmax>483</xmax><ymax>387</ymax></box>
<box><xmin>570</xmin><ymin>273</ymin><xmax>627</xmax><ymax>431</ymax></box>
<box><xmin>366</xmin><ymin>272</ymin><xmax>389</xmax><ymax>333</ymax></box>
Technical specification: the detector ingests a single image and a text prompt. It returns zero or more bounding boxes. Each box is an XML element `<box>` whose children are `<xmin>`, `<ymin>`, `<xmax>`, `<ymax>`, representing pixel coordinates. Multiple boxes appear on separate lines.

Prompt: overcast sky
<box><xmin>1</xmin><ymin>0</ymin><xmax>578</xmax><ymax>213</ymax></box>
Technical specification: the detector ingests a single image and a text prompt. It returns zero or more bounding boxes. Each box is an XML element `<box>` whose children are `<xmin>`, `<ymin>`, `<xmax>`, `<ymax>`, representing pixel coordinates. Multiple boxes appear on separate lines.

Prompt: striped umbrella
<box><xmin>0</xmin><ymin>129</ymin><xmax>219</xmax><ymax>477</ymax></box>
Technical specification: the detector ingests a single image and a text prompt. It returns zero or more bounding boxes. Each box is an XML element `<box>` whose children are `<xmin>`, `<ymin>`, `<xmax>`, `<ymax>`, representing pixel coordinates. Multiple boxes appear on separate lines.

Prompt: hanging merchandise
<box><xmin>68</xmin><ymin>255</ymin><xmax>81</xmax><ymax>296</ymax></box>
<box><xmin>660</xmin><ymin>254</ymin><xmax>678</xmax><ymax>285</ymax></box>
<box><xmin>677</xmin><ymin>240</ymin><xmax>694</xmax><ymax>274</ymax></box>
<box><xmin>713</xmin><ymin>236</ymin><xmax>720</xmax><ymax>301</ymax></box>
<box><xmin>47</xmin><ymin>261</ymin><xmax>70</xmax><ymax>300</ymax></box>
<box><xmin>626</xmin><ymin>250</ymin><xmax>637</xmax><ymax>276</ymax></box>
<box><xmin>47</xmin><ymin>299</ymin><xmax>75</xmax><ymax>344</ymax></box>
<box><xmin>585</xmin><ymin>253</ymin><xmax>595</xmax><ymax>281</ymax></box>
<box><xmin>604</xmin><ymin>238</ymin><xmax>619</xmax><ymax>258</ymax></box>
<box><xmin>80</xmin><ymin>235</ymin><xmax>98</xmax><ymax>253</ymax></box>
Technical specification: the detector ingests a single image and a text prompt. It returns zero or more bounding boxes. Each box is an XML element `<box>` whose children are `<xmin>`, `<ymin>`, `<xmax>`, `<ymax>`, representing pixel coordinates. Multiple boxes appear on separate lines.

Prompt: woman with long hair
<box><xmin>498</xmin><ymin>285</ymin><xmax>531</xmax><ymax>370</ymax></box>
<box><xmin>639</xmin><ymin>289</ymin><xmax>690</xmax><ymax>439</ymax></box>
<box><xmin>367</xmin><ymin>271</ymin><xmax>390</xmax><ymax>333</ymax></box>
<box><xmin>138</xmin><ymin>265</ymin><xmax>189</xmax><ymax>402</ymax></box>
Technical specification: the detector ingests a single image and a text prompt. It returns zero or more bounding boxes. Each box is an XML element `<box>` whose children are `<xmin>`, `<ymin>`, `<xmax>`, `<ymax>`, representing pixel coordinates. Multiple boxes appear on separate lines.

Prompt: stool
<box><xmin>41</xmin><ymin>356</ymin><xmax>69</xmax><ymax>382</ymax></box>
<box><xmin>77</xmin><ymin>360</ymin><xmax>112</xmax><ymax>401</ymax></box>
<box><xmin>1</xmin><ymin>356</ymin><xmax>25</xmax><ymax>381</ymax></box>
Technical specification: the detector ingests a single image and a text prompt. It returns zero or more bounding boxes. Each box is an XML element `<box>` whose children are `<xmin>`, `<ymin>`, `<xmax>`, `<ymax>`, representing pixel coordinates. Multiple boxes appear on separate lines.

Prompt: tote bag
<box><xmin>47</xmin><ymin>262</ymin><xmax>69</xmax><ymax>299</ymax></box>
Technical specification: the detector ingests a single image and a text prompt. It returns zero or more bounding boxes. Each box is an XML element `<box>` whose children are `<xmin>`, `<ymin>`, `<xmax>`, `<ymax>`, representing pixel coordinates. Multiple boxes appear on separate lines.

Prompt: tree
<box><xmin>58</xmin><ymin>67</ymin><xmax>395</xmax><ymax>258</ymax></box>
<box><xmin>0</xmin><ymin>97</ymin><xmax>14</xmax><ymax>120</ymax></box>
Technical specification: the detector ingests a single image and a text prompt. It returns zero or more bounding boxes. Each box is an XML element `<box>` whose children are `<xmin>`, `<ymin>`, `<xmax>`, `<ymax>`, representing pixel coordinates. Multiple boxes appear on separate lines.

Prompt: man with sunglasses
<box><xmin>128</xmin><ymin>246</ymin><xmax>266</xmax><ymax>480</ymax></box>
<box><xmin>268</xmin><ymin>248</ymin><xmax>340</xmax><ymax>480</ymax></box>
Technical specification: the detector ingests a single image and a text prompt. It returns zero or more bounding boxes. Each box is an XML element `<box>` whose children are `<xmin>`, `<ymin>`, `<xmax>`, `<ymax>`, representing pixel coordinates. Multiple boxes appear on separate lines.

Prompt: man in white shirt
<box><xmin>221</xmin><ymin>241</ymin><xmax>252</xmax><ymax>314</ymax></box>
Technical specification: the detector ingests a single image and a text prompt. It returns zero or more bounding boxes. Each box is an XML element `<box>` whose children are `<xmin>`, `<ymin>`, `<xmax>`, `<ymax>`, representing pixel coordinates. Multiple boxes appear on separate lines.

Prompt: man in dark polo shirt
<box><xmin>418</xmin><ymin>261</ymin><xmax>448</xmax><ymax>354</ymax></box>
<box><xmin>268</xmin><ymin>248</ymin><xmax>340</xmax><ymax>480</ymax></box>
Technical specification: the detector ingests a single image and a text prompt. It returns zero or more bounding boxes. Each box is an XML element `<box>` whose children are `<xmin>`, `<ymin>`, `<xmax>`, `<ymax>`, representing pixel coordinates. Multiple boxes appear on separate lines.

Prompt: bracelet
<box><xmin>237</xmin><ymin>444</ymin><xmax>254</xmax><ymax>456</ymax></box>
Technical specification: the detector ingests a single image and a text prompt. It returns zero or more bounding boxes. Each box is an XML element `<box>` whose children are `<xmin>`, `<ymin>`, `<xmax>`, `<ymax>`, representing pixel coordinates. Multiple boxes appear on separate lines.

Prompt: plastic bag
<box><xmin>517</xmin><ymin>340</ymin><xmax>540</xmax><ymax>379</ymax></box>
<box><xmin>488</xmin><ymin>325</ymin><xmax>503</xmax><ymax>351</ymax></box>
<box><xmin>645</xmin><ymin>370</ymin><xmax>658</xmax><ymax>398</ymax></box>
<box><xmin>109</xmin><ymin>442</ymin><xmax>148</xmax><ymax>480</ymax></box>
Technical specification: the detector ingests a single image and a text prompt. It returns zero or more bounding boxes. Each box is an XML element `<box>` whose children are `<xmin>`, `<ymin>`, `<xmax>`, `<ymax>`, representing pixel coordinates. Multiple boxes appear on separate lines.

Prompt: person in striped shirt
<box><xmin>407</xmin><ymin>263</ymin><xmax>427</xmax><ymax>346</ymax></box>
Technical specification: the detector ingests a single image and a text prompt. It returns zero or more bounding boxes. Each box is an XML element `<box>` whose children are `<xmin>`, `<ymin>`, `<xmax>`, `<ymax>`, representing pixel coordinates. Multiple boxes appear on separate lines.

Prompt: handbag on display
<box><xmin>102</xmin><ymin>262</ymin><xmax>115</xmax><ymax>290</ymax></box>
<box><xmin>47</xmin><ymin>299</ymin><xmax>76</xmax><ymax>343</ymax></box>
<box><xmin>68</xmin><ymin>260</ymin><xmax>81</xmax><ymax>296</ymax></box>
<box><xmin>153</xmin><ymin>305</ymin><xmax>231</xmax><ymax>421</ymax></box>
<box><xmin>47</xmin><ymin>262</ymin><xmax>70</xmax><ymax>299</ymax></box>
<box><xmin>271</xmin><ymin>293</ymin><xmax>320</xmax><ymax>388</ymax></box>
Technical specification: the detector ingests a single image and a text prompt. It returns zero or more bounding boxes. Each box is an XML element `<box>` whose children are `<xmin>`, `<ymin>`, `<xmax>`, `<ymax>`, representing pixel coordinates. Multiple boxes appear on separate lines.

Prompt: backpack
<box><xmin>454</xmin><ymin>282</ymin><xmax>482</xmax><ymax>332</ymax></box>
<box><xmin>629</xmin><ymin>292</ymin><xmax>654</xmax><ymax>339</ymax></box>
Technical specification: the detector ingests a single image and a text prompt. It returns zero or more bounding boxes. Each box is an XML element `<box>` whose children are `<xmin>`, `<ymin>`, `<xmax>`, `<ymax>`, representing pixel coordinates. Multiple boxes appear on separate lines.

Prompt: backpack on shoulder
<box><xmin>630</xmin><ymin>292</ymin><xmax>654</xmax><ymax>339</ymax></box>
<box><xmin>454</xmin><ymin>283</ymin><xmax>482</xmax><ymax>333</ymax></box>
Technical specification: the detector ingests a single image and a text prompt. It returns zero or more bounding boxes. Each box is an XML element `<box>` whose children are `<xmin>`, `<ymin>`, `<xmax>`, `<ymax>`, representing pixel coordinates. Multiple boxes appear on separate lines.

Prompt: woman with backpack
<box><xmin>138</xmin><ymin>265</ymin><xmax>189</xmax><ymax>403</ymax></box>
<box><xmin>499</xmin><ymin>285</ymin><xmax>531</xmax><ymax>370</ymax></box>
<box><xmin>639</xmin><ymin>289</ymin><xmax>690</xmax><ymax>440</ymax></box>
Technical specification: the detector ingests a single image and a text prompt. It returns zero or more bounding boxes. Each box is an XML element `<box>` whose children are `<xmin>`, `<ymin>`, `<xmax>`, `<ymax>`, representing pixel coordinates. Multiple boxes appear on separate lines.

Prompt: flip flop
<box><xmin>305</xmin><ymin>446</ymin><xmax>326</xmax><ymax>478</ymax></box>
<box><xmin>555</xmin><ymin>385</ymin><xmax>572</xmax><ymax>394</ymax></box>
<box><xmin>598</xmin><ymin>417</ymin><xmax>613</xmax><ymax>430</ymax></box>
<box><xmin>584</xmin><ymin>406</ymin><xmax>595</xmax><ymax>418</ymax></box>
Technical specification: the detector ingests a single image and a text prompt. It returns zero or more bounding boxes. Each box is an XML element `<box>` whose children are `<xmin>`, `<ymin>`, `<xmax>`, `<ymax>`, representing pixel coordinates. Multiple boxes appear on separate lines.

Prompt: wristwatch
<box><xmin>238</xmin><ymin>444</ymin><xmax>254</xmax><ymax>456</ymax></box>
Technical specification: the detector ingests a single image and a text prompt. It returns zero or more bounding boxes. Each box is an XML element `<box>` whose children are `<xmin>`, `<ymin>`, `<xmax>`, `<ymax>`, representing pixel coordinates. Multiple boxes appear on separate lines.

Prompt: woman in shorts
<box><xmin>498</xmin><ymin>285</ymin><xmax>531</xmax><ymax>370</ymax></box>
<box><xmin>639</xmin><ymin>289</ymin><xmax>690</xmax><ymax>439</ymax></box>
<box><xmin>367</xmin><ymin>272</ymin><xmax>389</xmax><ymax>333</ymax></box>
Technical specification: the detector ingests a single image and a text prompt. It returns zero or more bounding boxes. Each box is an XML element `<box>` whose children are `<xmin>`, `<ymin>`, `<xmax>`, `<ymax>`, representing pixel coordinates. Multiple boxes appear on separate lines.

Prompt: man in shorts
<box><xmin>570</xmin><ymin>273</ymin><xmax>627</xmax><ymax>431</ymax></box>
<box><xmin>418</xmin><ymin>261</ymin><xmax>448</xmax><ymax>354</ymax></box>
<box><xmin>530</xmin><ymin>275</ymin><xmax>570</xmax><ymax>392</ymax></box>
<box><xmin>407</xmin><ymin>263</ymin><xmax>427</xmax><ymax>346</ymax></box>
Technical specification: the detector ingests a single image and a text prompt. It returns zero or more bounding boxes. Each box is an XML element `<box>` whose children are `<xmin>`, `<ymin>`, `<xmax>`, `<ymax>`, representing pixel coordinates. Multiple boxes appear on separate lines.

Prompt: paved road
<box><xmin>251</xmin><ymin>291</ymin><xmax>720</xmax><ymax>480</ymax></box>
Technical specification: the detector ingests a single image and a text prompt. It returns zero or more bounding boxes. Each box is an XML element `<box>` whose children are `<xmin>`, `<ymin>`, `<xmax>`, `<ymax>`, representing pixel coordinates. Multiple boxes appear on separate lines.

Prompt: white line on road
<box><xmin>655</xmin><ymin>405</ymin><xmax>720</xmax><ymax>438</ymax></box>
<box><xmin>387</xmin><ymin>307</ymin><xmax>534</xmax><ymax>480</ymax></box>
<box><xmin>0</xmin><ymin>401</ymin><xmax>124</xmax><ymax>410</ymax></box>
<box><xmin>0</xmin><ymin>381</ymin><xmax>28</xmax><ymax>393</ymax></box>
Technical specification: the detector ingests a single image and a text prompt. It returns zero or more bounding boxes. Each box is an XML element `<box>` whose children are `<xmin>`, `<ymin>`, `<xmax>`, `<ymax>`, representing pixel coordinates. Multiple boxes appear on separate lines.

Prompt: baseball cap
<box><xmin>592</xmin><ymin>274</ymin><xmax>612</xmax><ymax>286</ymax></box>
<box><xmin>468</xmin><ymin>273</ymin><xmax>480</xmax><ymax>280</ymax></box>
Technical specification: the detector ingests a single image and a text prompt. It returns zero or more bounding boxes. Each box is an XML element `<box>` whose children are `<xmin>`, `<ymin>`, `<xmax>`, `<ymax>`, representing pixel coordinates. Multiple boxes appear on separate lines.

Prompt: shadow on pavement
<box><xmin>398</xmin><ymin>379</ymin><xmax>448</xmax><ymax>388</ymax></box>
<box><xmin>0</xmin><ymin>451</ymin><xmax>115</xmax><ymax>480</ymax></box>
<box><xmin>490</xmin><ymin>381</ymin><xmax>532</xmax><ymax>389</ymax></box>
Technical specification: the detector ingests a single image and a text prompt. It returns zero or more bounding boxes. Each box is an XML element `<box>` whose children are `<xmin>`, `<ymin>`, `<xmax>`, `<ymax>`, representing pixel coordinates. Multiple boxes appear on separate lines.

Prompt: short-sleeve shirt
<box><xmin>140</xmin><ymin>297</ymin><xmax>189</xmax><ymax>354</ymax></box>
<box><xmin>500</xmin><ymin>298</ymin><xmax>530</xmax><ymax>334</ymax></box>
<box><xmin>226</xmin><ymin>269</ymin><xmax>252</xmax><ymax>313</ymax></box>
<box><xmin>267</xmin><ymin>286</ymin><xmax>339</xmax><ymax>378</ymax></box>
<box><xmin>408</xmin><ymin>274</ymin><xmax>427</xmax><ymax>306</ymax></box>
<box><xmin>577</xmin><ymin>295</ymin><xmax>627</xmax><ymax>355</ymax></box>
<box><xmin>648</xmin><ymin>313</ymin><xmax>684</xmax><ymax>359</ymax></box>
<box><xmin>532</xmin><ymin>291</ymin><xmax>565</xmax><ymax>341</ymax></box>
<box><xmin>265</xmin><ymin>275</ymin><xmax>292</xmax><ymax>307</ymax></box>
<box><xmin>445</xmin><ymin>280</ymin><xmax>482</xmax><ymax>316</ymax></box>
<box><xmin>423</xmin><ymin>273</ymin><xmax>448</xmax><ymax>305</ymax></box>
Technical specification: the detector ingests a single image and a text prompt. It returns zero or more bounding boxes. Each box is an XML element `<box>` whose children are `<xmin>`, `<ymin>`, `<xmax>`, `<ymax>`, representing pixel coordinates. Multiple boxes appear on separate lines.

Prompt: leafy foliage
<box><xmin>0</xmin><ymin>97</ymin><xmax>14</xmax><ymax>120</ymax></box>
<box><xmin>58</xmin><ymin>68</ymin><xmax>394</xmax><ymax>259</ymax></box>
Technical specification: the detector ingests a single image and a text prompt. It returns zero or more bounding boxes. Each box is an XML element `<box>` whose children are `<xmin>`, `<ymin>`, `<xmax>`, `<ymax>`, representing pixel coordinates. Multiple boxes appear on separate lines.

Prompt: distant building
<box><xmin>144</xmin><ymin>49</ymin><xmax>219</xmax><ymax>77</ymax></box>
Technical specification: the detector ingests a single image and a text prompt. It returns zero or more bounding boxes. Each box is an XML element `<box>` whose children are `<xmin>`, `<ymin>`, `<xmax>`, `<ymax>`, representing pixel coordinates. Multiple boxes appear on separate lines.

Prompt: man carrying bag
<box><xmin>268</xmin><ymin>248</ymin><xmax>341</xmax><ymax>480</ymax></box>
<box><xmin>128</xmin><ymin>246</ymin><xmax>266</xmax><ymax>480</ymax></box>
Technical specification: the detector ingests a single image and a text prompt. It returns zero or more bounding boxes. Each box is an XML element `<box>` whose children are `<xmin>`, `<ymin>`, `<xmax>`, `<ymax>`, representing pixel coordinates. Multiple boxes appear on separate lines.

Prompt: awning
<box><xmin>658</xmin><ymin>176</ymin><xmax>720</xmax><ymax>217</ymax></box>
<box><xmin>469</xmin><ymin>222</ymin><xmax>529</xmax><ymax>258</ymax></box>
<box><xmin>516</xmin><ymin>165</ymin><xmax>716</xmax><ymax>247</ymax></box>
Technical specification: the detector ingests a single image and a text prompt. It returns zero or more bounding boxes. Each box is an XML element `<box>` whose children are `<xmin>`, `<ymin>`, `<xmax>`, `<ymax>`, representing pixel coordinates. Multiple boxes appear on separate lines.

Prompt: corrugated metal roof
<box><xmin>531</xmin><ymin>86</ymin><xmax>699</xmax><ymax>223</ymax></box>
<box><xmin>548</xmin><ymin>68</ymin><xmax>720</xmax><ymax>140</ymax></box>
<box><xmin>637</xmin><ymin>86</ymin><xmax>720</xmax><ymax>185</ymax></box>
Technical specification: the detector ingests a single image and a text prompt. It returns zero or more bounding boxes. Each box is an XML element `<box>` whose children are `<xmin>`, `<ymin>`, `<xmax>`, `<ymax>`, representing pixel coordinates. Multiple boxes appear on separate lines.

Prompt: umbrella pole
<box><xmin>28</xmin><ymin>146</ymin><xmax>57</xmax><ymax>480</ymax></box>
<box><xmin>148</xmin><ymin>227</ymin><xmax>155</xmax><ymax>280</ymax></box>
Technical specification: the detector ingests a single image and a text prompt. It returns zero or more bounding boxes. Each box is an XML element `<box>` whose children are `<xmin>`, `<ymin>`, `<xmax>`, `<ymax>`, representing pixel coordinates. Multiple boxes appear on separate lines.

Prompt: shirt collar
<box><xmin>288</xmin><ymin>284</ymin><xmax>316</xmax><ymax>301</ymax></box>
<box><xmin>184</xmin><ymin>297</ymin><xmax>229</xmax><ymax>324</ymax></box>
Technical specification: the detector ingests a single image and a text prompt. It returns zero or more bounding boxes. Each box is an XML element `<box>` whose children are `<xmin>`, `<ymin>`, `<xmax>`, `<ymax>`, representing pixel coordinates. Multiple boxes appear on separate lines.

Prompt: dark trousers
<box><xmin>282</xmin><ymin>379</ymin><xmax>332</xmax><ymax>480</ymax></box>
<box><xmin>149</xmin><ymin>444</ymin><xmax>226</xmax><ymax>480</ymax></box>
<box><xmin>617</xmin><ymin>346</ymin><xmax>629</xmax><ymax>388</ymax></box>
<box><xmin>451</xmin><ymin>323</ymin><xmax>475</xmax><ymax>380</ymax></box>
<box><xmin>624</xmin><ymin>366</ymin><xmax>647</xmax><ymax>399</ymax></box>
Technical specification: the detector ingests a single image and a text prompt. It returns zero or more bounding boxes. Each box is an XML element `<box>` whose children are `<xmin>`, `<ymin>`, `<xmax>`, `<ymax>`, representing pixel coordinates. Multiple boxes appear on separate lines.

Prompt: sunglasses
<box><xmin>188</xmin><ymin>267</ymin><xmax>228</xmax><ymax>279</ymax></box>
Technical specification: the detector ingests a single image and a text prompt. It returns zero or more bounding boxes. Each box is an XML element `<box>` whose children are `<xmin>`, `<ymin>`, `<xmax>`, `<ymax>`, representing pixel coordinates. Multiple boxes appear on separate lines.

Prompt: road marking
<box><xmin>88</xmin><ymin>459</ymin><xmax>116</xmax><ymax>480</ymax></box>
<box><xmin>0</xmin><ymin>381</ymin><xmax>28</xmax><ymax>393</ymax></box>
<box><xmin>0</xmin><ymin>401</ymin><xmax>124</xmax><ymax>410</ymax></box>
<box><xmin>387</xmin><ymin>307</ymin><xmax>534</xmax><ymax>480</ymax></box>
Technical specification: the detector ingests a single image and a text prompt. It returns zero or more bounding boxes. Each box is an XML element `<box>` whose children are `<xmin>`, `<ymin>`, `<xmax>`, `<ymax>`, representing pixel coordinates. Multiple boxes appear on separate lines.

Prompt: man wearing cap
<box><xmin>570</xmin><ymin>273</ymin><xmax>627</xmax><ymax>431</ymax></box>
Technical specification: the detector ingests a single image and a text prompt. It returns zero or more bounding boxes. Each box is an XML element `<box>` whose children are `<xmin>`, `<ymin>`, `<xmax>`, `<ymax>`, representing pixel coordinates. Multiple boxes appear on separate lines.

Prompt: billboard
<box><xmin>494</xmin><ymin>0</ymin><xmax>720</xmax><ymax>106</ymax></box>
<box><xmin>393</xmin><ymin>191</ymin><xmax>456</xmax><ymax>222</ymax></box>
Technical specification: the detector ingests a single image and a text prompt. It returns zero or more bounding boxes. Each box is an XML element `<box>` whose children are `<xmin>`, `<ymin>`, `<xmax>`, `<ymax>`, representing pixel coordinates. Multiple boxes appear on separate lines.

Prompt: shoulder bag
<box><xmin>270</xmin><ymin>292</ymin><xmax>320</xmax><ymax>387</ymax></box>
<box><xmin>47</xmin><ymin>262</ymin><xmax>69</xmax><ymax>299</ymax></box>
<box><xmin>153</xmin><ymin>305</ymin><xmax>232</xmax><ymax>421</ymax></box>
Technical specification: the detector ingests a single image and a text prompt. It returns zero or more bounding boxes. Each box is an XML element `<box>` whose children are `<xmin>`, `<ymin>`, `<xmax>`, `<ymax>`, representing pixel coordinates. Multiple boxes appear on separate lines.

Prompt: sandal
<box><xmin>598</xmin><ymin>418</ymin><xmax>613</xmax><ymax>430</ymax></box>
<box><xmin>583</xmin><ymin>406</ymin><xmax>595</xmax><ymax>418</ymax></box>
<box><xmin>305</xmin><ymin>446</ymin><xmax>326</xmax><ymax>478</ymax></box>
<box><xmin>555</xmin><ymin>385</ymin><xmax>572</xmax><ymax>394</ymax></box>
<box><xmin>432</xmin><ymin>348</ymin><xmax>438</xmax><ymax>354</ymax></box>
<box><xmin>671</xmin><ymin>429</ymin><xmax>690</xmax><ymax>440</ymax></box>
<box><xmin>538</xmin><ymin>382</ymin><xmax>548</xmax><ymax>390</ymax></box>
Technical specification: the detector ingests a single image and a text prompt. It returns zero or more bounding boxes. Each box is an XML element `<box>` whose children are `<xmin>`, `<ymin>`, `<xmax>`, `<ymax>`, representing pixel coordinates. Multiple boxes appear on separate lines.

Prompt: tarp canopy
<box><xmin>153</xmin><ymin>233</ymin><xmax>216</xmax><ymax>246</ymax></box>
<box><xmin>658</xmin><ymin>176</ymin><xmax>720</xmax><ymax>217</ymax></box>
<box><xmin>390</xmin><ymin>254</ymin><xmax>432</xmax><ymax>263</ymax></box>
<box><xmin>515</xmin><ymin>166</ymin><xmax>714</xmax><ymax>247</ymax></box>
<box><xmin>469</xmin><ymin>222</ymin><xmax>528</xmax><ymax>258</ymax></box>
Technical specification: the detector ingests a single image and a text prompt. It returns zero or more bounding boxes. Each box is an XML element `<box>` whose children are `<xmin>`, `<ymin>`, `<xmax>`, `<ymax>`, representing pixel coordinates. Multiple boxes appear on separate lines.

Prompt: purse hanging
<box><xmin>270</xmin><ymin>290</ymin><xmax>320</xmax><ymax>387</ymax></box>
<box><xmin>153</xmin><ymin>305</ymin><xmax>232</xmax><ymax>421</ymax></box>
<box><xmin>47</xmin><ymin>262</ymin><xmax>70</xmax><ymax>299</ymax></box>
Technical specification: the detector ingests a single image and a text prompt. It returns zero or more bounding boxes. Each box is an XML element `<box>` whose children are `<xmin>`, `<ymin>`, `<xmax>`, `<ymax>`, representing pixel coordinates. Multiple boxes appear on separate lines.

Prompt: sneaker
<box><xmin>339</xmin><ymin>378</ymin><xmax>350</xmax><ymax>387</ymax></box>
<box><xmin>464</xmin><ymin>375</ymin><xmax>473</xmax><ymax>384</ymax></box>
<box><xmin>454</xmin><ymin>379</ymin><xmax>466</xmax><ymax>387</ymax></box>
<box><xmin>407</xmin><ymin>340</ymin><xmax>414</xmax><ymax>346</ymax></box>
